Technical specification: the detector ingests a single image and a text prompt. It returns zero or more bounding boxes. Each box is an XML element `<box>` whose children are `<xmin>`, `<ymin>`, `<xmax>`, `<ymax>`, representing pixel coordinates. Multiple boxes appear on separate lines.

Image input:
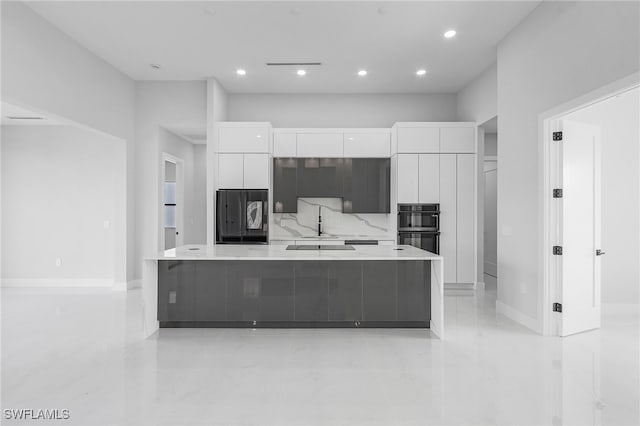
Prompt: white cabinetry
<box><xmin>218</xmin><ymin>154</ymin><xmax>244</xmax><ymax>189</ymax></box>
<box><xmin>397</xmin><ymin>127</ymin><xmax>439</xmax><ymax>153</ymax></box>
<box><xmin>397</xmin><ymin>154</ymin><xmax>419</xmax><ymax>203</ymax></box>
<box><xmin>437</xmin><ymin>153</ymin><xmax>476</xmax><ymax>284</ymax></box>
<box><xmin>218</xmin><ymin>125</ymin><xmax>269</xmax><ymax>153</ymax></box>
<box><xmin>456</xmin><ymin>154</ymin><xmax>475</xmax><ymax>283</ymax></box>
<box><xmin>397</xmin><ymin>154</ymin><xmax>439</xmax><ymax>203</ymax></box>
<box><xmin>440</xmin><ymin>127</ymin><xmax>475</xmax><ymax>153</ymax></box>
<box><xmin>343</xmin><ymin>133</ymin><xmax>390</xmax><ymax>157</ymax></box>
<box><xmin>243</xmin><ymin>154</ymin><xmax>270</xmax><ymax>189</ymax></box>
<box><xmin>297</xmin><ymin>133</ymin><xmax>343</xmax><ymax>157</ymax></box>
<box><xmin>439</xmin><ymin>154</ymin><xmax>457</xmax><ymax>283</ymax></box>
<box><xmin>218</xmin><ymin>153</ymin><xmax>269</xmax><ymax>189</ymax></box>
<box><xmin>394</xmin><ymin>123</ymin><xmax>477</xmax><ymax>285</ymax></box>
<box><xmin>273</xmin><ymin>133</ymin><xmax>297</xmax><ymax>157</ymax></box>
<box><xmin>418</xmin><ymin>154</ymin><xmax>439</xmax><ymax>203</ymax></box>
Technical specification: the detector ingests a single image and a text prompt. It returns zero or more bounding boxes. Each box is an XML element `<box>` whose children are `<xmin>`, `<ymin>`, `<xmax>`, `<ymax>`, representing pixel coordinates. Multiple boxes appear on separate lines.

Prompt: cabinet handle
<box><xmin>596</xmin><ymin>249</ymin><xmax>605</xmax><ymax>256</ymax></box>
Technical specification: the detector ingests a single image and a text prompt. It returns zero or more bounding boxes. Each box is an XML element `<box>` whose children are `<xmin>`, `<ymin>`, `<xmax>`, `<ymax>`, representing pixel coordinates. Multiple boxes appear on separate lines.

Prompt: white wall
<box><xmin>485</xmin><ymin>133</ymin><xmax>497</xmax><ymax>156</ymax></box>
<box><xmin>206</xmin><ymin>78</ymin><xmax>229</xmax><ymax>245</ymax></box>
<box><xmin>456</xmin><ymin>63</ymin><xmax>497</xmax><ymax>124</ymax></box>
<box><xmin>193</xmin><ymin>144</ymin><xmax>208</xmax><ymax>245</ymax></box>
<box><xmin>1</xmin><ymin>1</ymin><xmax>135</xmax><ymax>284</ymax></box>
<box><xmin>565</xmin><ymin>88</ymin><xmax>639</xmax><ymax>305</ymax></box>
<box><xmin>135</xmin><ymin>81</ymin><xmax>207</xmax><ymax>276</ymax></box>
<box><xmin>497</xmin><ymin>1</ymin><xmax>639</xmax><ymax>329</ymax></box>
<box><xmin>227</xmin><ymin>94</ymin><xmax>456</xmax><ymax>127</ymax></box>
<box><xmin>1</xmin><ymin>125</ymin><xmax>119</xmax><ymax>284</ymax></box>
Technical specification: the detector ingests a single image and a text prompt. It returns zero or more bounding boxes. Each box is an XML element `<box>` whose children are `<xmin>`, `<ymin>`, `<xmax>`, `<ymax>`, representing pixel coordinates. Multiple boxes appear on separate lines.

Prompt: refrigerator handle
<box><xmin>240</xmin><ymin>191</ymin><xmax>247</xmax><ymax>238</ymax></box>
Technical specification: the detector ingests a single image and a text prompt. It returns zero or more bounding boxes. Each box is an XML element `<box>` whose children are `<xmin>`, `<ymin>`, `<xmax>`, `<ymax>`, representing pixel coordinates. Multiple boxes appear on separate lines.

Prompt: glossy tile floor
<box><xmin>2</xmin><ymin>277</ymin><xmax>639</xmax><ymax>425</ymax></box>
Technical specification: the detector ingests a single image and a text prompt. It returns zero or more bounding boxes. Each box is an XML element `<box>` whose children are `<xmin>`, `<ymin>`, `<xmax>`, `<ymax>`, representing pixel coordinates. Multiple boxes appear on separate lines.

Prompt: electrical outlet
<box><xmin>55</xmin><ymin>258</ymin><xmax>62</xmax><ymax>267</ymax></box>
<box><xmin>280</xmin><ymin>219</ymin><xmax>286</xmax><ymax>227</ymax></box>
<box><xmin>103</xmin><ymin>220</ymin><xmax>110</xmax><ymax>229</ymax></box>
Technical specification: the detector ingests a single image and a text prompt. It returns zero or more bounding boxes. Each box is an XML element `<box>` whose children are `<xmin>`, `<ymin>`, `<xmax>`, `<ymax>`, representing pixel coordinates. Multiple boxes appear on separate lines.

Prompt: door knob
<box><xmin>596</xmin><ymin>249</ymin><xmax>605</xmax><ymax>256</ymax></box>
<box><xmin>176</xmin><ymin>231</ymin><xmax>179</xmax><ymax>235</ymax></box>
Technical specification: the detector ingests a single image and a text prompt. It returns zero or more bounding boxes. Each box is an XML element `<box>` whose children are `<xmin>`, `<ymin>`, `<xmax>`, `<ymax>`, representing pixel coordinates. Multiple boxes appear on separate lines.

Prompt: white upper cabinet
<box><xmin>343</xmin><ymin>133</ymin><xmax>390</xmax><ymax>157</ymax></box>
<box><xmin>272</xmin><ymin>133</ymin><xmax>297</xmax><ymax>157</ymax></box>
<box><xmin>217</xmin><ymin>125</ymin><xmax>270</xmax><ymax>153</ymax></box>
<box><xmin>440</xmin><ymin>127</ymin><xmax>475</xmax><ymax>153</ymax></box>
<box><xmin>218</xmin><ymin>153</ymin><xmax>244</xmax><ymax>189</ymax></box>
<box><xmin>296</xmin><ymin>133</ymin><xmax>343</xmax><ymax>157</ymax></box>
<box><xmin>397</xmin><ymin>154</ymin><xmax>419</xmax><ymax>203</ymax></box>
<box><xmin>243</xmin><ymin>154</ymin><xmax>269</xmax><ymax>189</ymax></box>
<box><xmin>397</xmin><ymin>127</ymin><xmax>439</xmax><ymax>153</ymax></box>
<box><xmin>218</xmin><ymin>153</ymin><xmax>269</xmax><ymax>189</ymax></box>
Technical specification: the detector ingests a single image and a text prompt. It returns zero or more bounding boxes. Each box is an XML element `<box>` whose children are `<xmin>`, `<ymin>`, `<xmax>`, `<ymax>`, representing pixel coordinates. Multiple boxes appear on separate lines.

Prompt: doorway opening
<box><xmin>479</xmin><ymin>116</ymin><xmax>498</xmax><ymax>292</ymax></box>
<box><xmin>160</xmin><ymin>153</ymin><xmax>184</xmax><ymax>251</ymax></box>
<box><xmin>1</xmin><ymin>101</ymin><xmax>127</xmax><ymax>289</ymax></box>
<box><xmin>541</xmin><ymin>76</ymin><xmax>639</xmax><ymax>336</ymax></box>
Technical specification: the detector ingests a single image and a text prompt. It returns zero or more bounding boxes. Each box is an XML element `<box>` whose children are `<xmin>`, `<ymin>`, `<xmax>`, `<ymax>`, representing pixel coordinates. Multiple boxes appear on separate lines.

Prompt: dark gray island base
<box><xmin>158</xmin><ymin>260</ymin><xmax>430</xmax><ymax>328</ymax></box>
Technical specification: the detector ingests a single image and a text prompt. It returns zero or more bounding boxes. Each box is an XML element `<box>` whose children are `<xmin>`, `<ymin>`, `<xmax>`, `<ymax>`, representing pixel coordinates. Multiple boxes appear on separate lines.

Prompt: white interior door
<box><xmin>161</xmin><ymin>155</ymin><xmax>184</xmax><ymax>251</ymax></box>
<box><xmin>559</xmin><ymin>120</ymin><xmax>601</xmax><ymax>336</ymax></box>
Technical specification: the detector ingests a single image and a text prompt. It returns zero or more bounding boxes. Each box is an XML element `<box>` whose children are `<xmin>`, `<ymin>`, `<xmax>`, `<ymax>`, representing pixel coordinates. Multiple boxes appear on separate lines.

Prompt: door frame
<box><xmin>483</xmin><ymin>159</ymin><xmax>498</xmax><ymax>278</ymax></box>
<box><xmin>160</xmin><ymin>152</ymin><xmax>185</xmax><ymax>251</ymax></box>
<box><xmin>539</xmin><ymin>72</ymin><xmax>639</xmax><ymax>336</ymax></box>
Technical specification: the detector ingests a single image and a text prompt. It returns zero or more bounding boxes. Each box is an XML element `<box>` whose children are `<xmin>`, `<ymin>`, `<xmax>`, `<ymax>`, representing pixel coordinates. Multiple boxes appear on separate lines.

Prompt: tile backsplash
<box><xmin>271</xmin><ymin>198</ymin><xmax>392</xmax><ymax>239</ymax></box>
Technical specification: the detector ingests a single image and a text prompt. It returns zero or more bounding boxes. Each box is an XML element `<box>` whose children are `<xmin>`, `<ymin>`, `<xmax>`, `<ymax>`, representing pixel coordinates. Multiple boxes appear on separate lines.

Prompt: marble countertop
<box><xmin>270</xmin><ymin>235</ymin><xmax>396</xmax><ymax>241</ymax></box>
<box><xmin>147</xmin><ymin>244</ymin><xmax>442</xmax><ymax>261</ymax></box>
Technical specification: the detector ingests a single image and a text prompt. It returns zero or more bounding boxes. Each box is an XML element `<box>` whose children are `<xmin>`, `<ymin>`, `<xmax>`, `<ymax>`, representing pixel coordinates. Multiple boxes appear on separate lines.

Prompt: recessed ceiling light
<box><xmin>444</xmin><ymin>30</ymin><xmax>457</xmax><ymax>39</ymax></box>
<box><xmin>416</xmin><ymin>69</ymin><xmax>427</xmax><ymax>76</ymax></box>
<box><xmin>203</xmin><ymin>7</ymin><xmax>215</xmax><ymax>16</ymax></box>
<box><xmin>290</xmin><ymin>7</ymin><xmax>301</xmax><ymax>16</ymax></box>
<box><xmin>377</xmin><ymin>7</ymin><xmax>388</xmax><ymax>15</ymax></box>
<box><xmin>357</xmin><ymin>70</ymin><xmax>368</xmax><ymax>77</ymax></box>
<box><xmin>297</xmin><ymin>69</ymin><xmax>307</xmax><ymax>76</ymax></box>
<box><xmin>236</xmin><ymin>69</ymin><xmax>247</xmax><ymax>76</ymax></box>
<box><xmin>150</xmin><ymin>64</ymin><xmax>161</xmax><ymax>70</ymax></box>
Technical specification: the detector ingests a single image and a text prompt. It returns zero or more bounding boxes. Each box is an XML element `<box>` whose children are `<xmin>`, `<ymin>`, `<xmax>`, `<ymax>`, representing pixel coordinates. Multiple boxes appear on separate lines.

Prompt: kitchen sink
<box><xmin>286</xmin><ymin>245</ymin><xmax>355</xmax><ymax>251</ymax></box>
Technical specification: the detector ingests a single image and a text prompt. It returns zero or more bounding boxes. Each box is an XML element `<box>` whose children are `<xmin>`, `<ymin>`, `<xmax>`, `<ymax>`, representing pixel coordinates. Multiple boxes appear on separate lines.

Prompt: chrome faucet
<box><xmin>318</xmin><ymin>206</ymin><xmax>322</xmax><ymax>236</ymax></box>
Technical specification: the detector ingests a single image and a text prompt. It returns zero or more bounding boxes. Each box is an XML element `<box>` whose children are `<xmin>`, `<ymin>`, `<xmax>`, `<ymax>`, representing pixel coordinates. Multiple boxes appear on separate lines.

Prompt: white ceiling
<box><xmin>26</xmin><ymin>1</ymin><xmax>540</xmax><ymax>94</ymax></box>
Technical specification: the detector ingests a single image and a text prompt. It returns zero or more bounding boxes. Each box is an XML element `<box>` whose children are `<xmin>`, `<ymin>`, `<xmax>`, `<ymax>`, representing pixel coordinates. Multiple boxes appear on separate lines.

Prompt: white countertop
<box><xmin>147</xmin><ymin>244</ymin><xmax>442</xmax><ymax>261</ymax></box>
<box><xmin>270</xmin><ymin>235</ymin><xmax>396</xmax><ymax>241</ymax></box>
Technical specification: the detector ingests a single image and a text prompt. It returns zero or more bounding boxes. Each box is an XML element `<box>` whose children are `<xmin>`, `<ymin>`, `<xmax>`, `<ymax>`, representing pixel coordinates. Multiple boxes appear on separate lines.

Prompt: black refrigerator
<box><xmin>216</xmin><ymin>190</ymin><xmax>269</xmax><ymax>244</ymax></box>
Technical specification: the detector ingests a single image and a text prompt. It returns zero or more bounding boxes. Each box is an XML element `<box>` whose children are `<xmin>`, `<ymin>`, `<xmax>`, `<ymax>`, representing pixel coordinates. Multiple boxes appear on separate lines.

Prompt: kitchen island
<box><xmin>142</xmin><ymin>244</ymin><xmax>444</xmax><ymax>339</ymax></box>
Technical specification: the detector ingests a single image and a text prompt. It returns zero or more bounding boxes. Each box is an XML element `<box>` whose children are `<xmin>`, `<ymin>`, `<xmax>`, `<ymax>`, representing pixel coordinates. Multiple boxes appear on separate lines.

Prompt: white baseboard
<box><xmin>127</xmin><ymin>279</ymin><xmax>142</xmax><ymax>290</ymax></box>
<box><xmin>1</xmin><ymin>278</ymin><xmax>113</xmax><ymax>288</ymax></box>
<box><xmin>496</xmin><ymin>300</ymin><xmax>540</xmax><ymax>333</ymax></box>
<box><xmin>112</xmin><ymin>281</ymin><xmax>127</xmax><ymax>291</ymax></box>
<box><xmin>484</xmin><ymin>261</ymin><xmax>497</xmax><ymax>277</ymax></box>
<box><xmin>602</xmin><ymin>303</ymin><xmax>640</xmax><ymax>316</ymax></box>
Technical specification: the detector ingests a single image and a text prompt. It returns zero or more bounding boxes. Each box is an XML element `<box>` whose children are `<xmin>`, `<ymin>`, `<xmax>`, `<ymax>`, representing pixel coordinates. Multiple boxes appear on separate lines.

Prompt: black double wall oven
<box><xmin>397</xmin><ymin>203</ymin><xmax>440</xmax><ymax>254</ymax></box>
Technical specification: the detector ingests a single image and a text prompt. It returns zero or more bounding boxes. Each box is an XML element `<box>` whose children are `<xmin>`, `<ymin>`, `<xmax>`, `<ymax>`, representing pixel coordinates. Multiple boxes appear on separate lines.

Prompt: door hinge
<box><xmin>553</xmin><ymin>131</ymin><xmax>563</xmax><ymax>141</ymax></box>
<box><xmin>553</xmin><ymin>303</ymin><xmax>562</xmax><ymax>313</ymax></box>
<box><xmin>553</xmin><ymin>246</ymin><xmax>563</xmax><ymax>255</ymax></box>
<box><xmin>553</xmin><ymin>188</ymin><xmax>563</xmax><ymax>198</ymax></box>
